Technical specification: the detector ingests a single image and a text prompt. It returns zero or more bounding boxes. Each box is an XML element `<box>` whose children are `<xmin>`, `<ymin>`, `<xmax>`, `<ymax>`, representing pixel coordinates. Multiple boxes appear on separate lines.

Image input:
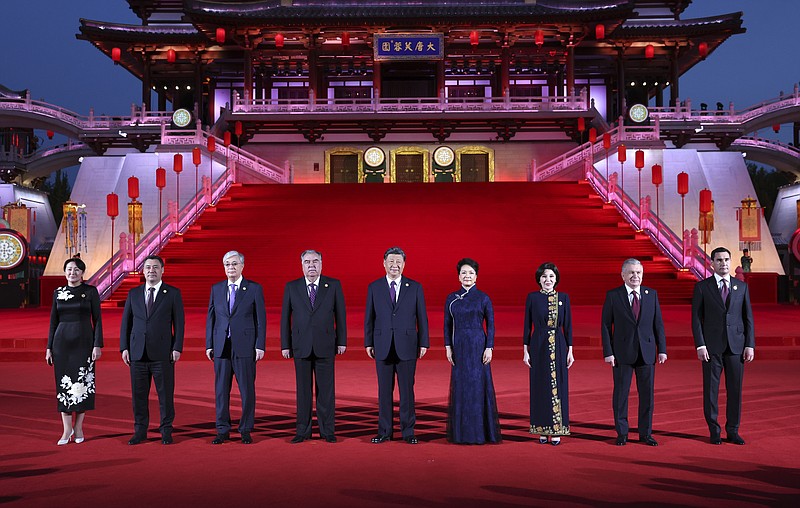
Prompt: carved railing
<box><xmin>0</xmin><ymin>141</ymin><xmax>91</xmax><ymax>164</ymax></box>
<box><xmin>731</xmin><ymin>136</ymin><xmax>800</xmax><ymax>159</ymax></box>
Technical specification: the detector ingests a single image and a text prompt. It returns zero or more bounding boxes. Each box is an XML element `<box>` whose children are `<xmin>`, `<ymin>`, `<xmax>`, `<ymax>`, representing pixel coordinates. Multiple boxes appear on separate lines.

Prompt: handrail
<box><xmin>0</xmin><ymin>141</ymin><xmax>90</xmax><ymax>164</ymax></box>
<box><xmin>731</xmin><ymin>136</ymin><xmax>800</xmax><ymax>158</ymax></box>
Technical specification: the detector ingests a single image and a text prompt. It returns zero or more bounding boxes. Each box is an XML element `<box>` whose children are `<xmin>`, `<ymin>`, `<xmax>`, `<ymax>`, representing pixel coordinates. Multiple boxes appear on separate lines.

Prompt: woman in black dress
<box><xmin>46</xmin><ymin>258</ymin><xmax>103</xmax><ymax>445</ymax></box>
<box><xmin>523</xmin><ymin>262</ymin><xmax>573</xmax><ymax>445</ymax></box>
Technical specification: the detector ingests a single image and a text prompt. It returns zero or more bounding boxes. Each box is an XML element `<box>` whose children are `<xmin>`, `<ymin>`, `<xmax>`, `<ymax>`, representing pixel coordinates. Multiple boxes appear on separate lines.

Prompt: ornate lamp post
<box><xmin>651</xmin><ymin>164</ymin><xmax>663</xmax><ymax>248</ymax></box>
<box><xmin>634</xmin><ymin>149</ymin><xmax>645</xmax><ymax>230</ymax></box>
<box><xmin>106</xmin><ymin>192</ymin><xmax>119</xmax><ymax>287</ymax></box>
<box><xmin>155</xmin><ymin>166</ymin><xmax>166</xmax><ymax>249</ymax></box>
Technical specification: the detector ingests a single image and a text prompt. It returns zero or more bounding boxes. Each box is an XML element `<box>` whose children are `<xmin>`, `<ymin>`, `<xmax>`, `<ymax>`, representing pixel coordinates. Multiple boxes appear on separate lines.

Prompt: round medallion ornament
<box><xmin>628</xmin><ymin>104</ymin><xmax>649</xmax><ymax>123</ymax></box>
<box><xmin>0</xmin><ymin>231</ymin><xmax>26</xmax><ymax>270</ymax></box>
<box><xmin>364</xmin><ymin>147</ymin><xmax>385</xmax><ymax>168</ymax></box>
<box><xmin>172</xmin><ymin>108</ymin><xmax>192</xmax><ymax>128</ymax></box>
<box><xmin>433</xmin><ymin>146</ymin><xmax>455</xmax><ymax>167</ymax></box>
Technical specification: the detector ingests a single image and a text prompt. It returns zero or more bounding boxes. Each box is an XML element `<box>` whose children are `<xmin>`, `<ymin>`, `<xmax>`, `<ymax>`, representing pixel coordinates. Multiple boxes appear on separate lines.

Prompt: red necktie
<box><xmin>631</xmin><ymin>290</ymin><xmax>640</xmax><ymax>320</ymax></box>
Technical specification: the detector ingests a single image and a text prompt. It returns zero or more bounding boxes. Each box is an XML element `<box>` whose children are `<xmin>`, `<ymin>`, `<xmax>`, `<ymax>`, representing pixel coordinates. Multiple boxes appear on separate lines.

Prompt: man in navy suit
<box><xmin>364</xmin><ymin>247</ymin><xmax>429</xmax><ymax>444</ymax></box>
<box><xmin>120</xmin><ymin>255</ymin><xmax>185</xmax><ymax>445</ymax></box>
<box><xmin>692</xmin><ymin>247</ymin><xmax>755</xmax><ymax>445</ymax></box>
<box><xmin>206</xmin><ymin>250</ymin><xmax>266</xmax><ymax>445</ymax></box>
<box><xmin>601</xmin><ymin>258</ymin><xmax>667</xmax><ymax>446</ymax></box>
<box><xmin>281</xmin><ymin>249</ymin><xmax>347</xmax><ymax>443</ymax></box>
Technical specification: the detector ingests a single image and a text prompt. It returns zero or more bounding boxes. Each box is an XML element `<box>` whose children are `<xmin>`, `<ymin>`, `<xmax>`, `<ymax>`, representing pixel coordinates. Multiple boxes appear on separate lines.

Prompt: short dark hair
<box><xmin>144</xmin><ymin>255</ymin><xmax>165</xmax><ymax>267</ymax></box>
<box><xmin>743</xmin><ymin>248</ymin><xmax>749</xmax><ymax>253</ymax></box>
<box><xmin>300</xmin><ymin>249</ymin><xmax>322</xmax><ymax>261</ymax></box>
<box><xmin>456</xmin><ymin>258</ymin><xmax>479</xmax><ymax>274</ymax></box>
<box><xmin>63</xmin><ymin>257</ymin><xmax>86</xmax><ymax>272</ymax></box>
<box><xmin>384</xmin><ymin>246</ymin><xmax>406</xmax><ymax>260</ymax></box>
<box><xmin>535</xmin><ymin>262</ymin><xmax>560</xmax><ymax>288</ymax></box>
<box><xmin>710</xmin><ymin>247</ymin><xmax>731</xmax><ymax>260</ymax></box>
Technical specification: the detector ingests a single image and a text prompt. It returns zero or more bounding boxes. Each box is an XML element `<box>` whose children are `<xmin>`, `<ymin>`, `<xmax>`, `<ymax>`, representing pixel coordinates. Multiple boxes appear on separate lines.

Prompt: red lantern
<box><xmin>534</xmin><ymin>30</ymin><xmax>544</xmax><ymax>47</ymax></box>
<box><xmin>677</xmin><ymin>171</ymin><xmax>689</xmax><ymax>196</ymax></box>
<box><xmin>342</xmin><ymin>31</ymin><xmax>350</xmax><ymax>49</ymax></box>
<box><xmin>235</xmin><ymin>121</ymin><xmax>243</xmax><ymax>136</ymax></box>
<box><xmin>111</xmin><ymin>47</ymin><xmax>121</xmax><ymax>63</ymax></box>
<box><xmin>773</xmin><ymin>124</ymin><xmax>781</xmax><ymax>133</ymax></box>
<box><xmin>207</xmin><ymin>136</ymin><xmax>216</xmax><ymax>153</ymax></box>
<box><xmin>127</xmin><ymin>176</ymin><xmax>139</xmax><ymax>199</ymax></box>
<box><xmin>698</xmin><ymin>42</ymin><xmax>708</xmax><ymax>58</ymax></box>
<box><xmin>173</xmin><ymin>153</ymin><xmax>183</xmax><ymax>174</ymax></box>
<box><xmin>699</xmin><ymin>188</ymin><xmax>712</xmax><ymax>214</ymax></box>
<box><xmin>470</xmin><ymin>31</ymin><xmax>479</xmax><ymax>47</ymax></box>
<box><xmin>645</xmin><ymin>44</ymin><xmax>655</xmax><ymax>59</ymax></box>
<box><xmin>156</xmin><ymin>167</ymin><xmax>166</xmax><ymax>189</ymax></box>
<box><xmin>192</xmin><ymin>146</ymin><xmax>202</xmax><ymax>166</ymax></box>
<box><xmin>46</xmin><ymin>130</ymin><xmax>54</xmax><ymax>140</ymax></box>
<box><xmin>275</xmin><ymin>33</ymin><xmax>285</xmax><ymax>49</ymax></box>
<box><xmin>595</xmin><ymin>24</ymin><xmax>605</xmax><ymax>40</ymax></box>
<box><xmin>651</xmin><ymin>164</ymin><xmax>663</xmax><ymax>186</ymax></box>
<box><xmin>223</xmin><ymin>131</ymin><xmax>232</xmax><ymax>147</ymax></box>
<box><xmin>617</xmin><ymin>144</ymin><xmax>626</xmax><ymax>162</ymax></box>
<box><xmin>634</xmin><ymin>149</ymin><xmax>645</xmax><ymax>169</ymax></box>
<box><xmin>216</xmin><ymin>28</ymin><xmax>226</xmax><ymax>44</ymax></box>
<box><xmin>106</xmin><ymin>193</ymin><xmax>119</xmax><ymax>218</ymax></box>
<box><xmin>167</xmin><ymin>49</ymin><xmax>176</xmax><ymax>63</ymax></box>
<box><xmin>577</xmin><ymin>117</ymin><xmax>586</xmax><ymax>133</ymax></box>
<box><xmin>589</xmin><ymin>127</ymin><xmax>597</xmax><ymax>144</ymax></box>
<box><xmin>603</xmin><ymin>132</ymin><xmax>611</xmax><ymax>150</ymax></box>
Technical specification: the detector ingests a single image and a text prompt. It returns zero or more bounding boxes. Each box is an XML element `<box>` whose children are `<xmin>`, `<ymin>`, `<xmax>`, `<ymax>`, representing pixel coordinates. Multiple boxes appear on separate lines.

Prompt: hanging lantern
<box><xmin>589</xmin><ymin>127</ymin><xmax>597</xmax><ymax>144</ymax></box>
<box><xmin>167</xmin><ymin>49</ymin><xmax>176</xmax><ymax>63</ymax></box>
<box><xmin>677</xmin><ymin>171</ymin><xmax>689</xmax><ymax>195</ymax></box>
<box><xmin>216</xmin><ymin>28</ymin><xmax>226</xmax><ymax>44</ymax></box>
<box><xmin>595</xmin><ymin>24</ymin><xmax>605</xmax><ymax>40</ymax></box>
<box><xmin>617</xmin><ymin>144</ymin><xmax>626</xmax><ymax>162</ymax></box>
<box><xmin>156</xmin><ymin>167</ymin><xmax>166</xmax><ymax>189</ymax></box>
<box><xmin>207</xmin><ymin>136</ymin><xmax>216</xmax><ymax>153</ymax></box>
<box><xmin>235</xmin><ymin>121</ymin><xmax>243</xmax><ymax>136</ymax></box>
<box><xmin>603</xmin><ymin>132</ymin><xmax>611</xmax><ymax>150</ymax></box>
<box><xmin>127</xmin><ymin>176</ymin><xmax>140</xmax><ymax>199</ymax></box>
<box><xmin>470</xmin><ymin>31</ymin><xmax>479</xmax><ymax>47</ymax></box>
<box><xmin>111</xmin><ymin>47</ymin><xmax>121</xmax><ymax>63</ymax></box>
<box><xmin>106</xmin><ymin>193</ymin><xmax>119</xmax><ymax>218</ymax></box>
<box><xmin>342</xmin><ymin>32</ymin><xmax>350</xmax><ymax>49</ymax></box>
<box><xmin>192</xmin><ymin>146</ymin><xmax>202</xmax><ymax>166</ymax></box>
<box><xmin>534</xmin><ymin>30</ymin><xmax>544</xmax><ymax>47</ymax></box>
<box><xmin>773</xmin><ymin>124</ymin><xmax>781</xmax><ymax>133</ymax></box>
<box><xmin>223</xmin><ymin>131</ymin><xmax>232</xmax><ymax>147</ymax></box>
<box><xmin>577</xmin><ymin>117</ymin><xmax>586</xmax><ymax>132</ymax></box>
<box><xmin>698</xmin><ymin>41</ymin><xmax>708</xmax><ymax>58</ymax></box>
<box><xmin>173</xmin><ymin>153</ymin><xmax>183</xmax><ymax>174</ymax></box>
<box><xmin>645</xmin><ymin>44</ymin><xmax>655</xmax><ymax>59</ymax></box>
<box><xmin>651</xmin><ymin>164</ymin><xmax>663</xmax><ymax>186</ymax></box>
<box><xmin>46</xmin><ymin>130</ymin><xmax>54</xmax><ymax>140</ymax></box>
<box><xmin>275</xmin><ymin>33</ymin><xmax>285</xmax><ymax>49</ymax></box>
<box><xmin>699</xmin><ymin>188</ymin><xmax>712</xmax><ymax>214</ymax></box>
<box><xmin>634</xmin><ymin>149</ymin><xmax>645</xmax><ymax>169</ymax></box>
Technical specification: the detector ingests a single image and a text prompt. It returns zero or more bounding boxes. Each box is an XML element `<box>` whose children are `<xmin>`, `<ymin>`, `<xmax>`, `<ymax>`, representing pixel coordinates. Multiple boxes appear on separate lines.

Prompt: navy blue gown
<box><xmin>444</xmin><ymin>287</ymin><xmax>502</xmax><ymax>444</ymax></box>
<box><xmin>523</xmin><ymin>290</ymin><xmax>572</xmax><ymax>436</ymax></box>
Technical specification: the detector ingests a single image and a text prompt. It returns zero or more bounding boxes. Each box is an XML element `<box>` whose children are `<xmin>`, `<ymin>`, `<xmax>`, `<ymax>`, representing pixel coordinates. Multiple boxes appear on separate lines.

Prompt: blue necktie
<box><xmin>309</xmin><ymin>283</ymin><xmax>317</xmax><ymax>308</ymax></box>
<box><xmin>229</xmin><ymin>283</ymin><xmax>237</xmax><ymax>313</ymax></box>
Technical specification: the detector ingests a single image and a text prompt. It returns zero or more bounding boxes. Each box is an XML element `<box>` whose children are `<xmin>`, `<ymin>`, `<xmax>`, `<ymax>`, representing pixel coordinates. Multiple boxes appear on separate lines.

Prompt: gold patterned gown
<box><xmin>523</xmin><ymin>290</ymin><xmax>572</xmax><ymax>436</ymax></box>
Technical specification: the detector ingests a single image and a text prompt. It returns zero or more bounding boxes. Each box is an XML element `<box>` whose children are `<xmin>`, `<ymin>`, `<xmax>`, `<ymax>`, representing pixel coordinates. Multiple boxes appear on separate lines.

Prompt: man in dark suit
<box><xmin>206</xmin><ymin>250</ymin><xmax>266</xmax><ymax>445</ymax></box>
<box><xmin>120</xmin><ymin>255</ymin><xmax>185</xmax><ymax>445</ymax></box>
<box><xmin>601</xmin><ymin>258</ymin><xmax>667</xmax><ymax>446</ymax></box>
<box><xmin>280</xmin><ymin>249</ymin><xmax>347</xmax><ymax>443</ymax></box>
<box><xmin>692</xmin><ymin>246</ymin><xmax>755</xmax><ymax>445</ymax></box>
<box><xmin>364</xmin><ymin>246</ymin><xmax>429</xmax><ymax>444</ymax></box>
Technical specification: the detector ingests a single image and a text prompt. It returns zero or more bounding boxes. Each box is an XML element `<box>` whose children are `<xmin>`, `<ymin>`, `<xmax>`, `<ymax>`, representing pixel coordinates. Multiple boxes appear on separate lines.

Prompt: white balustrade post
<box><xmin>729</xmin><ymin>101</ymin><xmax>735</xmax><ymax>115</ymax></box>
<box><xmin>89</xmin><ymin>108</ymin><xmax>95</xmax><ymax>127</ymax></box>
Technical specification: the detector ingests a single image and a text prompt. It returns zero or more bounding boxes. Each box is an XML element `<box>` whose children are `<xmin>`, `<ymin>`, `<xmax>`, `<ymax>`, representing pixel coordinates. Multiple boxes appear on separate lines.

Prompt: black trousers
<box><xmin>130</xmin><ymin>359</ymin><xmax>175</xmax><ymax>436</ymax></box>
<box><xmin>612</xmin><ymin>350</ymin><xmax>655</xmax><ymax>437</ymax></box>
<box><xmin>213</xmin><ymin>340</ymin><xmax>257</xmax><ymax>434</ymax></box>
<box><xmin>702</xmin><ymin>348</ymin><xmax>745</xmax><ymax>437</ymax></box>
<box><xmin>375</xmin><ymin>341</ymin><xmax>417</xmax><ymax>438</ymax></box>
<box><xmin>294</xmin><ymin>354</ymin><xmax>335</xmax><ymax>437</ymax></box>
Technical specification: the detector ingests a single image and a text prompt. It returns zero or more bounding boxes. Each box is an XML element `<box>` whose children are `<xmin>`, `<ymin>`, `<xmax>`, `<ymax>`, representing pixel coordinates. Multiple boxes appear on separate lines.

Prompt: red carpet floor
<box><xmin>1</xmin><ymin>360</ymin><xmax>798</xmax><ymax>507</ymax></box>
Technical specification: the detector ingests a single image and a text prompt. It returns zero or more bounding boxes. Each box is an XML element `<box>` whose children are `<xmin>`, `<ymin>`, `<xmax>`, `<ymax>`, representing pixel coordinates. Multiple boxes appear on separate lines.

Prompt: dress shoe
<box><xmin>241</xmin><ymin>433</ymin><xmax>252</xmax><ymax>444</ymax></box>
<box><xmin>538</xmin><ymin>436</ymin><xmax>549</xmax><ymax>445</ymax></box>
<box><xmin>640</xmin><ymin>435</ymin><xmax>658</xmax><ymax>446</ymax></box>
<box><xmin>161</xmin><ymin>433</ymin><xmax>173</xmax><ymax>445</ymax></box>
<box><xmin>710</xmin><ymin>435</ymin><xmax>722</xmax><ymax>445</ymax></box>
<box><xmin>211</xmin><ymin>433</ymin><xmax>229</xmax><ymax>445</ymax></box>
<box><xmin>323</xmin><ymin>435</ymin><xmax>337</xmax><ymax>443</ymax></box>
<box><xmin>550</xmin><ymin>438</ymin><xmax>561</xmax><ymax>446</ymax></box>
<box><xmin>74</xmin><ymin>432</ymin><xmax>85</xmax><ymax>444</ymax></box>
<box><xmin>371</xmin><ymin>434</ymin><xmax>391</xmax><ymax>444</ymax></box>
<box><xmin>727</xmin><ymin>434</ymin><xmax>746</xmax><ymax>445</ymax></box>
<box><xmin>616</xmin><ymin>435</ymin><xmax>627</xmax><ymax>446</ymax></box>
<box><xmin>128</xmin><ymin>434</ymin><xmax>146</xmax><ymax>445</ymax></box>
<box><xmin>403</xmin><ymin>436</ymin><xmax>419</xmax><ymax>445</ymax></box>
<box><xmin>290</xmin><ymin>434</ymin><xmax>310</xmax><ymax>444</ymax></box>
<box><xmin>57</xmin><ymin>430</ymin><xmax>74</xmax><ymax>446</ymax></box>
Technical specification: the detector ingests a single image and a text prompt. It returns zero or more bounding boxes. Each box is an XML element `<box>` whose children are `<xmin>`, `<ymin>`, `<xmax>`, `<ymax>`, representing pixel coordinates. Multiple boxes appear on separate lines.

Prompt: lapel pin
<box><xmin>81</xmin><ymin>294</ymin><xmax>86</xmax><ymax>298</ymax></box>
<box><xmin>243</xmin><ymin>286</ymin><xmax>247</xmax><ymax>291</ymax></box>
<box><xmin>558</xmin><ymin>301</ymin><xmax>563</xmax><ymax>306</ymax></box>
<box><xmin>162</xmin><ymin>289</ymin><xmax>167</xmax><ymax>294</ymax></box>
<box><xmin>325</xmin><ymin>283</ymin><xmax>329</xmax><ymax>288</ymax></box>
<box><xmin>645</xmin><ymin>290</ymin><xmax>649</xmax><ymax>295</ymax></box>
<box><xmin>733</xmin><ymin>286</ymin><xmax>738</xmax><ymax>291</ymax></box>
<box><xmin>405</xmin><ymin>283</ymin><xmax>409</xmax><ymax>287</ymax></box>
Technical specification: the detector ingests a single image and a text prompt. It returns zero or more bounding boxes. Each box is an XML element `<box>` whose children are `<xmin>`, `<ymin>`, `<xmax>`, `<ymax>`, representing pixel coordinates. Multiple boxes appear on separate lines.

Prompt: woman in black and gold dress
<box><xmin>46</xmin><ymin>257</ymin><xmax>103</xmax><ymax>445</ymax></box>
<box><xmin>523</xmin><ymin>262</ymin><xmax>573</xmax><ymax>445</ymax></box>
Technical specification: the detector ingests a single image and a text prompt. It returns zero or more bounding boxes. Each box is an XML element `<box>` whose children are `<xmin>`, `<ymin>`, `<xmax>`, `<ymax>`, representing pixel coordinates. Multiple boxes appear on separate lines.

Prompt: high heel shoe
<box><xmin>74</xmin><ymin>431</ymin><xmax>85</xmax><ymax>444</ymax></box>
<box><xmin>57</xmin><ymin>430</ymin><xmax>74</xmax><ymax>446</ymax></box>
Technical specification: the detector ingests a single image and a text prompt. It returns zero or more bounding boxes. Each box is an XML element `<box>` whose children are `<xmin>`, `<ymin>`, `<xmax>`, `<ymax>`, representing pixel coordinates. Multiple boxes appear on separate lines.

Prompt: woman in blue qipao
<box><xmin>444</xmin><ymin>258</ymin><xmax>501</xmax><ymax>444</ymax></box>
<box><xmin>523</xmin><ymin>262</ymin><xmax>573</xmax><ymax>445</ymax></box>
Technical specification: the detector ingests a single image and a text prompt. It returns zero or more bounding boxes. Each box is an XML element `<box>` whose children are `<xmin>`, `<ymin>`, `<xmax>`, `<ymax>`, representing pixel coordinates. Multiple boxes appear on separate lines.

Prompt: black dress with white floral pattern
<box><xmin>47</xmin><ymin>284</ymin><xmax>103</xmax><ymax>412</ymax></box>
